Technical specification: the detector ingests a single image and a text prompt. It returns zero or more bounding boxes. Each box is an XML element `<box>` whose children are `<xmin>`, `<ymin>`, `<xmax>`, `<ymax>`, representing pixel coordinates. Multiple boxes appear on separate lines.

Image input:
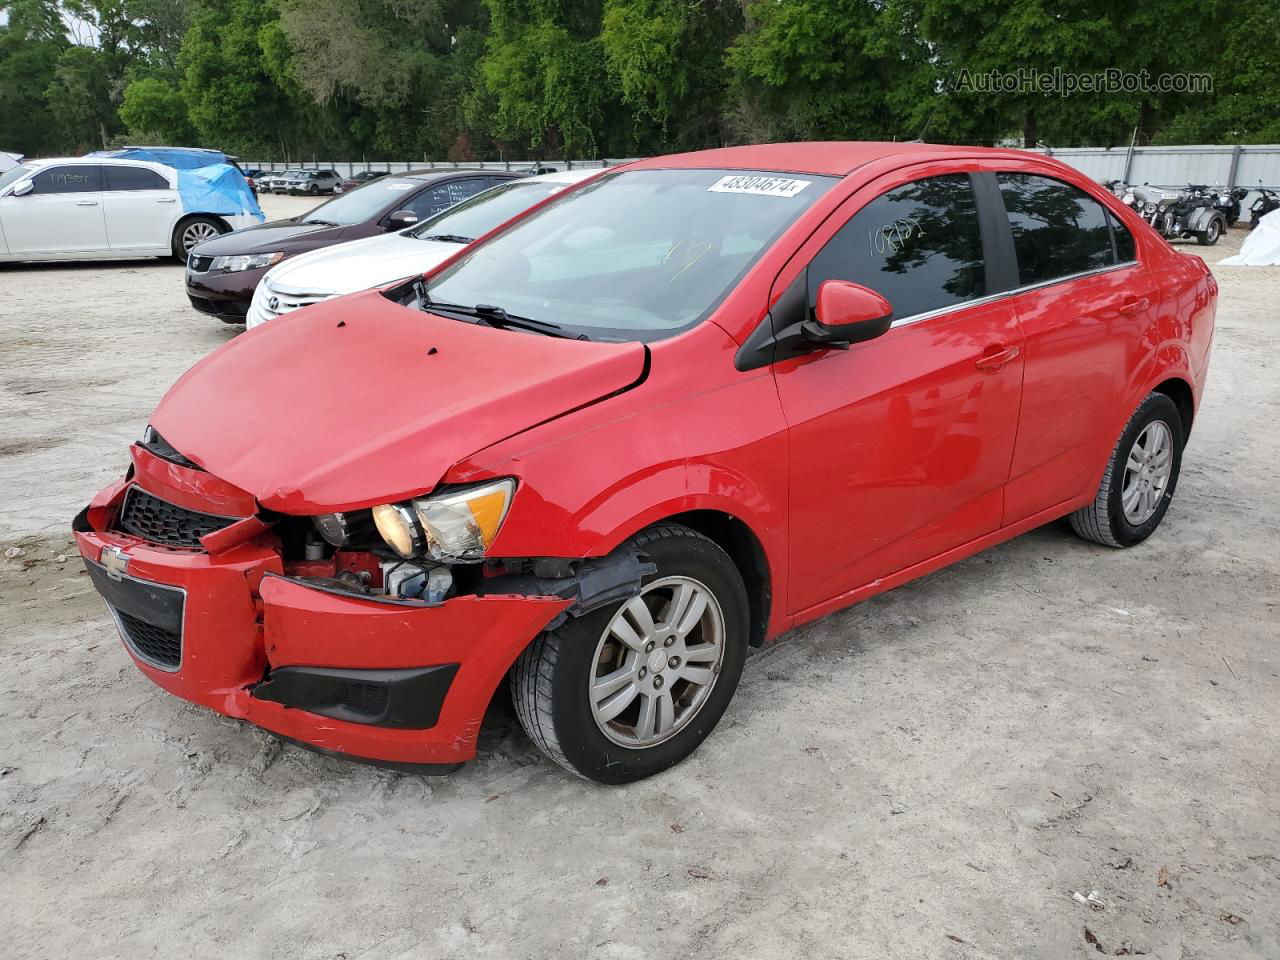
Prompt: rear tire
<box><xmin>1195</xmin><ymin>217</ymin><xmax>1223</xmax><ymax>245</ymax></box>
<box><xmin>172</xmin><ymin>216</ymin><xmax>226</xmax><ymax>260</ymax></box>
<box><xmin>1069</xmin><ymin>392</ymin><xmax>1184</xmax><ymax>548</ymax></box>
<box><xmin>511</xmin><ymin>523</ymin><xmax>749</xmax><ymax>784</ymax></box>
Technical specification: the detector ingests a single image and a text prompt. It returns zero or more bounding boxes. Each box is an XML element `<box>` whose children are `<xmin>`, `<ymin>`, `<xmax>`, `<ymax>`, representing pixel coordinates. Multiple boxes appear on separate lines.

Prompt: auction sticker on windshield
<box><xmin>708</xmin><ymin>175</ymin><xmax>811</xmax><ymax>198</ymax></box>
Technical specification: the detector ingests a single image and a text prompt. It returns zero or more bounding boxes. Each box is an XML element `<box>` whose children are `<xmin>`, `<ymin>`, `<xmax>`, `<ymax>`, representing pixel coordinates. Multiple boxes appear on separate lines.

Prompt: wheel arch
<box><xmin>1153</xmin><ymin>375</ymin><xmax>1195</xmax><ymax>441</ymax></box>
<box><xmin>653</xmin><ymin>510</ymin><xmax>772</xmax><ymax>648</ymax></box>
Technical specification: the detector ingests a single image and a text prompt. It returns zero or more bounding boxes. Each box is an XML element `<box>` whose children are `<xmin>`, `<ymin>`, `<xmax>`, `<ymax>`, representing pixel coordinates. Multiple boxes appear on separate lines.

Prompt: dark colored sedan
<box><xmin>334</xmin><ymin>170</ymin><xmax>388</xmax><ymax>194</ymax></box>
<box><xmin>185</xmin><ymin>169</ymin><xmax>521</xmax><ymax>322</ymax></box>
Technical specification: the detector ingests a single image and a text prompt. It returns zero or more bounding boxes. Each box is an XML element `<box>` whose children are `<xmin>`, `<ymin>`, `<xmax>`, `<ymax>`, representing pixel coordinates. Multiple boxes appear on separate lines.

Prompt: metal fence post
<box><xmin>1227</xmin><ymin>144</ymin><xmax>1243</xmax><ymax>188</ymax></box>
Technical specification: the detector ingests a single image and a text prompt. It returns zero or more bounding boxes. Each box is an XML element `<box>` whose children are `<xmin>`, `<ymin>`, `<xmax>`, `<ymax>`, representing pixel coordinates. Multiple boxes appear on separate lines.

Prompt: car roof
<box><xmin>14</xmin><ymin>157</ymin><xmax>175</xmax><ymax>181</ymax></box>
<box><xmin>624</xmin><ymin>141</ymin><xmax>1037</xmax><ymax>177</ymax></box>
<box><xmin>401</xmin><ymin>168</ymin><xmax>519</xmax><ymax>183</ymax></box>
<box><xmin>525</xmin><ymin>167</ymin><xmax>602</xmax><ymax>185</ymax></box>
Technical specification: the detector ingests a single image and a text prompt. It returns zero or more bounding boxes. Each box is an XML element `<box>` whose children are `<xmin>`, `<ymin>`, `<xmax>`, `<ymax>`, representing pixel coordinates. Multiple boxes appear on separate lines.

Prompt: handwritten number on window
<box><xmin>869</xmin><ymin>216</ymin><xmax>923</xmax><ymax>257</ymax></box>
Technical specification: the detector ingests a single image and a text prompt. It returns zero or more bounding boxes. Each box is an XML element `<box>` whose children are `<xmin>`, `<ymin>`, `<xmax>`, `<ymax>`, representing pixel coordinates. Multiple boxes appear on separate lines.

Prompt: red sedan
<box><xmin>75</xmin><ymin>143</ymin><xmax>1216</xmax><ymax>783</ymax></box>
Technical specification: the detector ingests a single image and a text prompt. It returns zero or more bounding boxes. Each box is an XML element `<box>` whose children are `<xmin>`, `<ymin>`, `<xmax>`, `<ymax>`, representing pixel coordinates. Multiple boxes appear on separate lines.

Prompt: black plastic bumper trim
<box><xmin>83</xmin><ymin>557</ymin><xmax>185</xmax><ymax>634</ymax></box>
<box><xmin>251</xmin><ymin>663</ymin><xmax>460</xmax><ymax>730</ymax></box>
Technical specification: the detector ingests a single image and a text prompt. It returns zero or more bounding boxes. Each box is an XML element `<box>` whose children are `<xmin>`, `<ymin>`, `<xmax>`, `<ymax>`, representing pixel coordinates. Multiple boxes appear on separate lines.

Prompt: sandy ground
<box><xmin>1</xmin><ymin>201</ymin><xmax>1277</xmax><ymax>960</ymax></box>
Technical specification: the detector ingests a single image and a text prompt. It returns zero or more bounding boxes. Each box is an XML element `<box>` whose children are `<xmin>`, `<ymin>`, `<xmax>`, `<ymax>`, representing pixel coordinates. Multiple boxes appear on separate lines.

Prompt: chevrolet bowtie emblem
<box><xmin>101</xmin><ymin>545</ymin><xmax>130</xmax><ymax>581</ymax></box>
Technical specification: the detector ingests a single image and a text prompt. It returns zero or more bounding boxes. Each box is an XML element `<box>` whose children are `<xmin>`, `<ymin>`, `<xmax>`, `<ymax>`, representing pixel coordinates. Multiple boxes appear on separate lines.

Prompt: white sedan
<box><xmin>0</xmin><ymin>157</ymin><xmax>261</xmax><ymax>262</ymax></box>
<box><xmin>246</xmin><ymin>167</ymin><xmax>600</xmax><ymax>328</ymax></box>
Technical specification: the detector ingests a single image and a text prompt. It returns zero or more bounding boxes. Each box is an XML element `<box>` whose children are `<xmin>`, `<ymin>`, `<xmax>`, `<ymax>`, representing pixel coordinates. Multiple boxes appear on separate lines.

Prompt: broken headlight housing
<box><xmin>213</xmin><ymin>251</ymin><xmax>284</xmax><ymax>273</ymax></box>
<box><xmin>371</xmin><ymin>478</ymin><xmax>515</xmax><ymax>562</ymax></box>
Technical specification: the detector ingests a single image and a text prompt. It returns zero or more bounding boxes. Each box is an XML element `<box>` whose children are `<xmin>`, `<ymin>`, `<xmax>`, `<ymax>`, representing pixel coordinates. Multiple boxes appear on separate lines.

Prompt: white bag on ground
<box><xmin>1220</xmin><ymin>208</ymin><xmax>1280</xmax><ymax>266</ymax></box>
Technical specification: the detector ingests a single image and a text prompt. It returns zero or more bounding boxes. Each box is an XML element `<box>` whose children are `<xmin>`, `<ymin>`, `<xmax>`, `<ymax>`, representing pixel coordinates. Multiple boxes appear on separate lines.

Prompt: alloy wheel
<box><xmin>589</xmin><ymin>576</ymin><xmax>725</xmax><ymax>749</ymax></box>
<box><xmin>181</xmin><ymin>221</ymin><xmax>220</xmax><ymax>253</ymax></box>
<box><xmin>1122</xmin><ymin>420</ymin><xmax>1173</xmax><ymax>524</ymax></box>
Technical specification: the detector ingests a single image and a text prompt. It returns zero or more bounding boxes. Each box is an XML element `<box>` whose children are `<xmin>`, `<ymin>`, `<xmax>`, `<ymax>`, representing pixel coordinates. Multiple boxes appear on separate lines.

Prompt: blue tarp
<box><xmin>87</xmin><ymin>148</ymin><xmax>265</xmax><ymax>222</ymax></box>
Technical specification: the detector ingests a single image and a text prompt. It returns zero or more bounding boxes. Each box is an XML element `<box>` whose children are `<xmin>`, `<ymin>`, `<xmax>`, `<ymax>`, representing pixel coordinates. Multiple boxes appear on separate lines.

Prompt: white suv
<box><xmin>0</xmin><ymin>158</ymin><xmax>261</xmax><ymax>261</ymax></box>
<box><xmin>284</xmin><ymin>170</ymin><xmax>341</xmax><ymax>196</ymax></box>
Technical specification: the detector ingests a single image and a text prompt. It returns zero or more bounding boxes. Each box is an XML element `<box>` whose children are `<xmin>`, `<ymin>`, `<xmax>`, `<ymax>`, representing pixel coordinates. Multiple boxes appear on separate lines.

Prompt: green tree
<box><xmin>725</xmin><ymin>0</ymin><xmax>933</xmax><ymax>143</ymax></box>
<box><xmin>475</xmin><ymin>0</ymin><xmax>622</xmax><ymax>159</ymax></box>
<box><xmin>0</xmin><ymin>0</ymin><xmax>69</xmax><ymax>155</ymax></box>
<box><xmin>119</xmin><ymin>73</ymin><xmax>194</xmax><ymax>142</ymax></box>
<box><xmin>177</xmin><ymin>0</ymin><xmax>301</xmax><ymax>156</ymax></box>
<box><xmin>600</xmin><ymin>0</ymin><xmax>741</xmax><ymax>150</ymax></box>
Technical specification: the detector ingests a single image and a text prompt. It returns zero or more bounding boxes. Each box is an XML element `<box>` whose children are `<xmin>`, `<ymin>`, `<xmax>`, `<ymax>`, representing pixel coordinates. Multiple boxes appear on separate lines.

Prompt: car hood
<box><xmin>149</xmin><ymin>290</ymin><xmax>647</xmax><ymax>513</ymax></box>
<box><xmin>265</xmin><ymin>232</ymin><xmax>461</xmax><ymax>296</ymax></box>
<box><xmin>192</xmin><ymin>219</ymin><xmax>346</xmax><ymax>256</ymax></box>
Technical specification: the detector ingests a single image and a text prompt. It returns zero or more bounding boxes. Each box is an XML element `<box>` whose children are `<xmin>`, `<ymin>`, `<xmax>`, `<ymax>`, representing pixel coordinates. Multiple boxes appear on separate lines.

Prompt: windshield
<box><xmin>425</xmin><ymin>168</ymin><xmax>833</xmax><ymax>341</ymax></box>
<box><xmin>301</xmin><ymin>178</ymin><xmax>420</xmax><ymax>225</ymax></box>
<box><xmin>0</xmin><ymin>164</ymin><xmax>35</xmax><ymax>193</ymax></box>
<box><xmin>410</xmin><ymin>179</ymin><xmax>574</xmax><ymax>243</ymax></box>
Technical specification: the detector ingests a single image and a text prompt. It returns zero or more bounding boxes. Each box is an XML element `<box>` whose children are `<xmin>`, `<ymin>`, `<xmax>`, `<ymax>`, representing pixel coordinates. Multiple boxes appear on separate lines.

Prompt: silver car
<box><xmin>284</xmin><ymin>170</ymin><xmax>341</xmax><ymax>196</ymax></box>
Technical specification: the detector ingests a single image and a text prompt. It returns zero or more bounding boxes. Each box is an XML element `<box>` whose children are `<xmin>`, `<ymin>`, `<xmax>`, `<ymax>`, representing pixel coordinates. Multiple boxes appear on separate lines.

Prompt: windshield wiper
<box><xmin>417</xmin><ymin>294</ymin><xmax>577</xmax><ymax>339</ymax></box>
<box><xmin>302</xmin><ymin>218</ymin><xmax>339</xmax><ymax>226</ymax></box>
<box><xmin>416</xmin><ymin>233</ymin><xmax>473</xmax><ymax>244</ymax></box>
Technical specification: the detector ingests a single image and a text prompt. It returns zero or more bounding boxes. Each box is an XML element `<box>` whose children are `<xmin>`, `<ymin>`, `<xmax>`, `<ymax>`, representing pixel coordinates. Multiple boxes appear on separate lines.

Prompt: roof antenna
<box><xmin>908</xmin><ymin>101</ymin><xmax>941</xmax><ymax>144</ymax></box>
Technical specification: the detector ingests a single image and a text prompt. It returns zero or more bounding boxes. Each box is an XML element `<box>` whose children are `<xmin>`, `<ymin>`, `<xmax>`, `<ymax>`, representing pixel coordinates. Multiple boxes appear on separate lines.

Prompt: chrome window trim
<box><xmin>888</xmin><ymin>259</ymin><xmax>1139</xmax><ymax>329</ymax></box>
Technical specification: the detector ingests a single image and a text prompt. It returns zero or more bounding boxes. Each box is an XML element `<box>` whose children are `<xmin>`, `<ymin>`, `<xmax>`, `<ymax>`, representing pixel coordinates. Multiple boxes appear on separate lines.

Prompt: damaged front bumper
<box><xmin>74</xmin><ymin>473</ymin><xmax>571</xmax><ymax>770</ymax></box>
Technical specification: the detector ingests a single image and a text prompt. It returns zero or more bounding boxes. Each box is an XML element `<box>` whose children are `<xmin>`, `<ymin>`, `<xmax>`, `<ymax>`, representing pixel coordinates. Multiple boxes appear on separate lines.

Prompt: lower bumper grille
<box><xmin>117</xmin><ymin>486</ymin><xmax>238</xmax><ymax>548</ymax></box>
<box><xmin>116</xmin><ymin>609</ymin><xmax>182</xmax><ymax>669</ymax></box>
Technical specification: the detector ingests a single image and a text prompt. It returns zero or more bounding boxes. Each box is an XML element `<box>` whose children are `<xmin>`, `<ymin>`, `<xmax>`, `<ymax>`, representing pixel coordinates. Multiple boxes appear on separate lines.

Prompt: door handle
<box><xmin>75</xmin><ymin>200</ymin><xmax>98</xmax><ymax>206</ymax></box>
<box><xmin>156</xmin><ymin>197</ymin><xmax>177</xmax><ymax>203</ymax></box>
<box><xmin>975</xmin><ymin>344</ymin><xmax>1021</xmax><ymax>371</ymax></box>
<box><xmin>1117</xmin><ymin>297</ymin><xmax>1150</xmax><ymax>316</ymax></box>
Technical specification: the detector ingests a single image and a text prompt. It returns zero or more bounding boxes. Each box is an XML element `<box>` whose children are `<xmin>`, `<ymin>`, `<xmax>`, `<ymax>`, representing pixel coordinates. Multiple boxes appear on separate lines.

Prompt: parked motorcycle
<box><xmin>1129</xmin><ymin>184</ymin><xmax>1226</xmax><ymax>246</ymax></box>
<box><xmin>1248</xmin><ymin>188</ymin><xmax>1280</xmax><ymax>230</ymax></box>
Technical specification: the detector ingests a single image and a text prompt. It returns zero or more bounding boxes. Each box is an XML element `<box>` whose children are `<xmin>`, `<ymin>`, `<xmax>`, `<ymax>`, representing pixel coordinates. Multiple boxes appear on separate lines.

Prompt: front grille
<box><xmin>256</xmin><ymin>284</ymin><xmax>335</xmax><ymax>323</ymax></box>
<box><xmin>117</xmin><ymin>487</ymin><xmax>238</xmax><ymax>548</ymax></box>
<box><xmin>188</xmin><ymin>253</ymin><xmax>215</xmax><ymax>272</ymax></box>
<box><xmin>344</xmin><ymin>681</ymin><xmax>390</xmax><ymax>718</ymax></box>
<box><xmin>116</xmin><ymin>609</ymin><xmax>182</xmax><ymax>669</ymax></box>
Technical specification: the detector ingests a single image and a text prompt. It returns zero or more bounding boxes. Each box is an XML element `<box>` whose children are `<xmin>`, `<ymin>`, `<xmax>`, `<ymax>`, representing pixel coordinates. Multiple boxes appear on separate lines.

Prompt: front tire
<box><xmin>511</xmin><ymin>523</ymin><xmax>749</xmax><ymax>784</ymax></box>
<box><xmin>1069</xmin><ymin>392</ymin><xmax>1184</xmax><ymax>548</ymax></box>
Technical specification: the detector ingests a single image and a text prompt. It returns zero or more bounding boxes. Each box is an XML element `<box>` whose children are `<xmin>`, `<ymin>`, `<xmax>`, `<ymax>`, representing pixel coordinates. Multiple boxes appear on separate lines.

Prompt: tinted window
<box><xmin>410</xmin><ymin>179</ymin><xmax>570</xmax><ymax>242</ymax></box>
<box><xmin>998</xmin><ymin>174</ymin><xmax>1114</xmax><ymax>285</ymax></box>
<box><xmin>105</xmin><ymin>166</ymin><xmax>168</xmax><ymax>191</ymax></box>
<box><xmin>298</xmin><ymin>178</ymin><xmax>424</xmax><ymax>226</ymax></box>
<box><xmin>31</xmin><ymin>165</ymin><xmax>101</xmax><ymax>194</ymax></box>
<box><xmin>808</xmin><ymin>174</ymin><xmax>986</xmax><ymax>320</ymax></box>
<box><xmin>410</xmin><ymin>178</ymin><xmax>489</xmax><ymax>218</ymax></box>
<box><xmin>1111</xmin><ymin>212</ymin><xmax>1136</xmax><ymax>262</ymax></box>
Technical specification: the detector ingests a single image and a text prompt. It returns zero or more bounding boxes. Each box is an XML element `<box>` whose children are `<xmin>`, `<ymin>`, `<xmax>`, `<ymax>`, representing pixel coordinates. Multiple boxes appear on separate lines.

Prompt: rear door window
<box><xmin>31</xmin><ymin>165</ymin><xmax>101</xmax><ymax>194</ymax></box>
<box><xmin>105</xmin><ymin>166</ymin><xmax>169</xmax><ymax>191</ymax></box>
<box><xmin>997</xmin><ymin>174</ymin><xmax>1116</xmax><ymax>285</ymax></box>
<box><xmin>807</xmin><ymin>173</ymin><xmax>987</xmax><ymax>320</ymax></box>
<box><xmin>410</xmin><ymin>178</ymin><xmax>490</xmax><ymax>218</ymax></box>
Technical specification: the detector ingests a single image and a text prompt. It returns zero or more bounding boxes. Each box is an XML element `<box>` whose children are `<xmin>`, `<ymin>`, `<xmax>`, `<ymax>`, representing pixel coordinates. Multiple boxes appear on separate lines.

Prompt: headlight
<box><xmin>212</xmin><ymin>252</ymin><xmax>284</xmax><ymax>273</ymax></box>
<box><xmin>1143</xmin><ymin>201</ymin><xmax>1157</xmax><ymax>213</ymax></box>
<box><xmin>372</xmin><ymin>503</ymin><xmax>423</xmax><ymax>558</ymax></box>
<box><xmin>371</xmin><ymin>479</ymin><xmax>516</xmax><ymax>561</ymax></box>
<box><xmin>1122</xmin><ymin>192</ymin><xmax>1135</xmax><ymax>204</ymax></box>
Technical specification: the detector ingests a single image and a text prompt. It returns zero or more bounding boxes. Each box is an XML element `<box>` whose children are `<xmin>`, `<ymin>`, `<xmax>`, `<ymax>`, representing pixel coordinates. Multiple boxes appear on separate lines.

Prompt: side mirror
<box><xmin>806</xmin><ymin>279</ymin><xmax>894</xmax><ymax>346</ymax></box>
<box><xmin>386</xmin><ymin>209</ymin><xmax>420</xmax><ymax>231</ymax></box>
<box><xmin>11</xmin><ymin>180</ymin><xmax>33</xmax><ymax>197</ymax></box>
